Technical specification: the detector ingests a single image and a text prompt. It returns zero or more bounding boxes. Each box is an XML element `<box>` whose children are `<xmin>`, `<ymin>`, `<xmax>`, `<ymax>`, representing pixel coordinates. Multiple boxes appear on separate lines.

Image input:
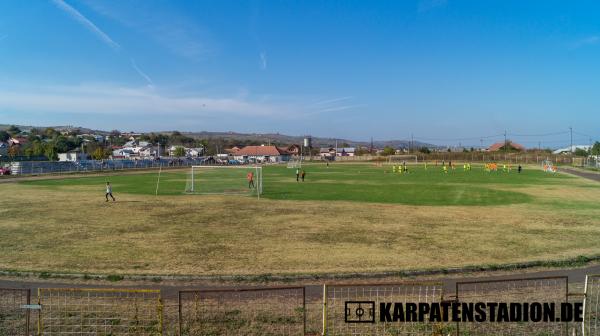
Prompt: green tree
<box><xmin>0</xmin><ymin>130</ymin><xmax>9</xmax><ymax>142</ymax></box>
<box><xmin>8</xmin><ymin>146</ymin><xmax>20</xmax><ymax>158</ymax></box>
<box><xmin>591</xmin><ymin>142</ymin><xmax>600</xmax><ymax>156</ymax></box>
<box><xmin>53</xmin><ymin>136</ymin><xmax>71</xmax><ymax>153</ymax></box>
<box><xmin>24</xmin><ymin>140</ymin><xmax>45</xmax><ymax>157</ymax></box>
<box><xmin>419</xmin><ymin>147</ymin><xmax>431</xmax><ymax>154</ymax></box>
<box><xmin>381</xmin><ymin>146</ymin><xmax>396</xmax><ymax>156</ymax></box>
<box><xmin>7</xmin><ymin>125</ymin><xmax>21</xmax><ymax>136</ymax></box>
<box><xmin>173</xmin><ymin>146</ymin><xmax>186</xmax><ymax>157</ymax></box>
<box><xmin>44</xmin><ymin>144</ymin><xmax>58</xmax><ymax>161</ymax></box>
<box><xmin>355</xmin><ymin>147</ymin><xmax>371</xmax><ymax>156</ymax></box>
<box><xmin>44</xmin><ymin>127</ymin><xmax>59</xmax><ymax>139</ymax></box>
<box><xmin>574</xmin><ymin>148</ymin><xmax>589</xmax><ymax>157</ymax></box>
<box><xmin>92</xmin><ymin>147</ymin><xmax>107</xmax><ymax>160</ymax></box>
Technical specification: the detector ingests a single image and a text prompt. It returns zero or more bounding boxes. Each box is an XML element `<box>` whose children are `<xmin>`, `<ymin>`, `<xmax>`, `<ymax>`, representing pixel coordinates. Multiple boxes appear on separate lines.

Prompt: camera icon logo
<box><xmin>345</xmin><ymin>301</ymin><xmax>375</xmax><ymax>323</ymax></box>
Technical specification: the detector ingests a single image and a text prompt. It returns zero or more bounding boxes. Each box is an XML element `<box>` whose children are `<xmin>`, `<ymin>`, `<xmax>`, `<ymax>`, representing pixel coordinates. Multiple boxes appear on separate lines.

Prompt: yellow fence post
<box><xmin>322</xmin><ymin>284</ymin><xmax>327</xmax><ymax>336</ymax></box>
<box><xmin>37</xmin><ymin>288</ymin><xmax>42</xmax><ymax>336</ymax></box>
<box><xmin>158</xmin><ymin>295</ymin><xmax>164</xmax><ymax>335</ymax></box>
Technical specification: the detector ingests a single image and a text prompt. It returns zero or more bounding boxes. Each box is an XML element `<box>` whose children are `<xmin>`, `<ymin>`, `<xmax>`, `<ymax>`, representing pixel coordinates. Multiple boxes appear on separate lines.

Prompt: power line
<box><xmin>508</xmin><ymin>131</ymin><xmax>569</xmax><ymax>137</ymax></box>
<box><xmin>415</xmin><ymin>133</ymin><xmax>504</xmax><ymax>142</ymax></box>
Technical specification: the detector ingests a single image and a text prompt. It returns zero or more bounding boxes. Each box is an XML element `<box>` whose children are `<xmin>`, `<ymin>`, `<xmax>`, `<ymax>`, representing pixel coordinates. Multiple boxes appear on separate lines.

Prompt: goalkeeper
<box><xmin>247</xmin><ymin>171</ymin><xmax>255</xmax><ymax>189</ymax></box>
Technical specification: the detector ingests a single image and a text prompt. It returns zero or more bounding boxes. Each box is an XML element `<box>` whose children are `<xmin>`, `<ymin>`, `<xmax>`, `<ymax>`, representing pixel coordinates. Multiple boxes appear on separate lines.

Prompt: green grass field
<box><xmin>20</xmin><ymin>163</ymin><xmax>573</xmax><ymax>205</ymax></box>
<box><xmin>2</xmin><ymin>163</ymin><xmax>600</xmax><ymax>276</ymax></box>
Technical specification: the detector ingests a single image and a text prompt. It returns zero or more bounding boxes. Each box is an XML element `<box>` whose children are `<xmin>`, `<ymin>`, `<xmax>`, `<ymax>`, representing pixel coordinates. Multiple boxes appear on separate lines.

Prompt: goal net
<box><xmin>387</xmin><ymin>154</ymin><xmax>418</xmax><ymax>164</ymax></box>
<box><xmin>287</xmin><ymin>157</ymin><xmax>302</xmax><ymax>168</ymax></box>
<box><xmin>185</xmin><ymin>166</ymin><xmax>263</xmax><ymax>197</ymax></box>
<box><xmin>542</xmin><ymin>160</ymin><xmax>557</xmax><ymax>173</ymax></box>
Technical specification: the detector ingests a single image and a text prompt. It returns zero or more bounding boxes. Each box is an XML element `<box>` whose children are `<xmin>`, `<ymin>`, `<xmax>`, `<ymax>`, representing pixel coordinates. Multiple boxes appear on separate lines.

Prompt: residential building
<box><xmin>231</xmin><ymin>145</ymin><xmax>291</xmax><ymax>163</ymax></box>
<box><xmin>320</xmin><ymin>147</ymin><xmax>336</xmax><ymax>158</ymax></box>
<box><xmin>58</xmin><ymin>148</ymin><xmax>89</xmax><ymax>162</ymax></box>
<box><xmin>0</xmin><ymin>142</ymin><xmax>7</xmax><ymax>156</ymax></box>
<box><xmin>168</xmin><ymin>146</ymin><xmax>204</xmax><ymax>157</ymax></box>
<box><xmin>487</xmin><ymin>141</ymin><xmax>525</xmax><ymax>152</ymax></box>
<box><xmin>553</xmin><ymin>145</ymin><xmax>591</xmax><ymax>155</ymax></box>
<box><xmin>336</xmin><ymin>147</ymin><xmax>355</xmax><ymax>156</ymax></box>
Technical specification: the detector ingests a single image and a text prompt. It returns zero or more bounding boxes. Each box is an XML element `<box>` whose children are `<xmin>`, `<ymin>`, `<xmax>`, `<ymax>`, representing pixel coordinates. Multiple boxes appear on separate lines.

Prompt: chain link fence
<box><xmin>456</xmin><ymin>276</ymin><xmax>569</xmax><ymax>336</ymax></box>
<box><xmin>0</xmin><ymin>288</ymin><xmax>30</xmax><ymax>336</ymax></box>
<box><xmin>37</xmin><ymin>288</ymin><xmax>163</xmax><ymax>335</ymax></box>
<box><xmin>322</xmin><ymin>282</ymin><xmax>446</xmax><ymax>336</ymax></box>
<box><xmin>179</xmin><ymin>287</ymin><xmax>305</xmax><ymax>336</ymax></box>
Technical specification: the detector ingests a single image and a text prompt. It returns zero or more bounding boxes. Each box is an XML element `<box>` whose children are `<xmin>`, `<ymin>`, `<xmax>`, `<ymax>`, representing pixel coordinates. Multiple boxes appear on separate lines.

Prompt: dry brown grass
<box><xmin>1</xmin><ymin>180</ymin><xmax>600</xmax><ymax>276</ymax></box>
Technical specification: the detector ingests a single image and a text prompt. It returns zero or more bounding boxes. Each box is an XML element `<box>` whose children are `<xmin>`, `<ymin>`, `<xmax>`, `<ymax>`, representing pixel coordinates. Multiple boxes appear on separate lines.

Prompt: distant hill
<box><xmin>178</xmin><ymin>131</ymin><xmax>435</xmax><ymax>149</ymax></box>
<box><xmin>0</xmin><ymin>124</ymin><xmax>437</xmax><ymax>149</ymax></box>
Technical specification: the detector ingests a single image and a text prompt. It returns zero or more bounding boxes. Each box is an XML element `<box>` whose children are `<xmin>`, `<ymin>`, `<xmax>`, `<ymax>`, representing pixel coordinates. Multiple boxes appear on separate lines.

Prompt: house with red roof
<box><xmin>488</xmin><ymin>141</ymin><xmax>525</xmax><ymax>152</ymax></box>
<box><xmin>231</xmin><ymin>145</ymin><xmax>291</xmax><ymax>163</ymax></box>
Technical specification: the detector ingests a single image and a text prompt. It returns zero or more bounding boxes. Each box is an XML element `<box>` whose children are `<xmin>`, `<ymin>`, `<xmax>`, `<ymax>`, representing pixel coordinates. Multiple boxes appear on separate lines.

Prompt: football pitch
<box><xmin>2</xmin><ymin>163</ymin><xmax>600</xmax><ymax>276</ymax></box>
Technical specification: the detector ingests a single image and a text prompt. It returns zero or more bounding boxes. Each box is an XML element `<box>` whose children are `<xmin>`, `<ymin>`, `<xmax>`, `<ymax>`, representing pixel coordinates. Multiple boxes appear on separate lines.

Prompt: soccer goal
<box><xmin>185</xmin><ymin>166</ymin><xmax>263</xmax><ymax>198</ymax></box>
<box><xmin>542</xmin><ymin>159</ymin><xmax>557</xmax><ymax>173</ymax></box>
<box><xmin>287</xmin><ymin>157</ymin><xmax>302</xmax><ymax>168</ymax></box>
<box><xmin>387</xmin><ymin>154</ymin><xmax>418</xmax><ymax>164</ymax></box>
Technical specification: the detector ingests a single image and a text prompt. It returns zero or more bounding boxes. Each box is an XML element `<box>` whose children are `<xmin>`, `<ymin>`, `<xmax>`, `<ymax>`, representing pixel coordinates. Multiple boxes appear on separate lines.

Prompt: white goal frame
<box><xmin>387</xmin><ymin>155</ymin><xmax>418</xmax><ymax>164</ymax></box>
<box><xmin>287</xmin><ymin>157</ymin><xmax>302</xmax><ymax>168</ymax></box>
<box><xmin>188</xmin><ymin>165</ymin><xmax>263</xmax><ymax>199</ymax></box>
<box><xmin>541</xmin><ymin>159</ymin><xmax>557</xmax><ymax>173</ymax></box>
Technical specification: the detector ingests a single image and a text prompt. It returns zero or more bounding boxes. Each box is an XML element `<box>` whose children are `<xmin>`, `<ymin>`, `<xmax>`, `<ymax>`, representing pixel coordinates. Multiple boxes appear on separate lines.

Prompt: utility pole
<box><xmin>504</xmin><ymin>130</ymin><xmax>508</xmax><ymax>153</ymax></box>
<box><xmin>569</xmin><ymin>126</ymin><xmax>573</xmax><ymax>153</ymax></box>
<box><xmin>411</xmin><ymin>133</ymin><xmax>414</xmax><ymax>154</ymax></box>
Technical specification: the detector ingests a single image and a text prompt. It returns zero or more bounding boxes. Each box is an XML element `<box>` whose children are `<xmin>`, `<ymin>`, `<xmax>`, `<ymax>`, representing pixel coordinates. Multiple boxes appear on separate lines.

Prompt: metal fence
<box><xmin>37</xmin><ymin>288</ymin><xmax>163</xmax><ymax>335</ymax></box>
<box><xmin>455</xmin><ymin>276</ymin><xmax>569</xmax><ymax>336</ymax></box>
<box><xmin>583</xmin><ymin>275</ymin><xmax>600</xmax><ymax>336</ymax></box>
<box><xmin>322</xmin><ymin>282</ymin><xmax>445</xmax><ymax>336</ymax></box>
<box><xmin>178</xmin><ymin>286</ymin><xmax>306</xmax><ymax>336</ymax></box>
<box><xmin>0</xmin><ymin>288</ymin><xmax>30</xmax><ymax>336</ymax></box>
<box><xmin>1</xmin><ymin>279</ymin><xmax>597</xmax><ymax>335</ymax></box>
<box><xmin>7</xmin><ymin>158</ymin><xmax>211</xmax><ymax>175</ymax></box>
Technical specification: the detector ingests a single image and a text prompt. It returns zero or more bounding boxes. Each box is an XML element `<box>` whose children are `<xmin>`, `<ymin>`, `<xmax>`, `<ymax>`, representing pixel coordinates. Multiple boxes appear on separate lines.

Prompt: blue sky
<box><xmin>0</xmin><ymin>0</ymin><xmax>599</xmax><ymax>147</ymax></box>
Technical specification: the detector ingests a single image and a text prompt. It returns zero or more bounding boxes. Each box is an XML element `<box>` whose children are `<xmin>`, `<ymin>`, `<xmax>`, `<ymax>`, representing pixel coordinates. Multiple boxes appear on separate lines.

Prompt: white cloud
<box><xmin>51</xmin><ymin>0</ymin><xmax>120</xmax><ymax>50</ymax></box>
<box><xmin>570</xmin><ymin>36</ymin><xmax>600</xmax><ymax>49</ymax></box>
<box><xmin>80</xmin><ymin>0</ymin><xmax>212</xmax><ymax>60</ymax></box>
<box><xmin>418</xmin><ymin>0</ymin><xmax>447</xmax><ymax>13</ymax></box>
<box><xmin>260</xmin><ymin>52</ymin><xmax>267</xmax><ymax>70</ymax></box>
<box><xmin>0</xmin><ymin>83</ymin><xmax>292</xmax><ymax>118</ymax></box>
<box><xmin>307</xmin><ymin>97</ymin><xmax>353</xmax><ymax>107</ymax></box>
<box><xmin>315</xmin><ymin>105</ymin><xmax>364</xmax><ymax>113</ymax></box>
<box><xmin>304</xmin><ymin>97</ymin><xmax>362</xmax><ymax>115</ymax></box>
<box><xmin>130</xmin><ymin>58</ymin><xmax>154</xmax><ymax>87</ymax></box>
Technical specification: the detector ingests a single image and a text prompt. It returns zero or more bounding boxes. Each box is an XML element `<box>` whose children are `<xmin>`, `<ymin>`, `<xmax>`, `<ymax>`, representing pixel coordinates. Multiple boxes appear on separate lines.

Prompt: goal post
<box><xmin>542</xmin><ymin>159</ymin><xmax>557</xmax><ymax>173</ymax></box>
<box><xmin>387</xmin><ymin>154</ymin><xmax>418</xmax><ymax>164</ymax></box>
<box><xmin>287</xmin><ymin>157</ymin><xmax>302</xmax><ymax>169</ymax></box>
<box><xmin>186</xmin><ymin>166</ymin><xmax>263</xmax><ymax>198</ymax></box>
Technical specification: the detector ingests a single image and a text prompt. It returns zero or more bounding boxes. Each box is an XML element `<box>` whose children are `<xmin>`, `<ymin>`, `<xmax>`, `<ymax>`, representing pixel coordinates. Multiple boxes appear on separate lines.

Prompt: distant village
<box><xmin>1</xmin><ymin>125</ymin><xmax>598</xmax><ymax>166</ymax></box>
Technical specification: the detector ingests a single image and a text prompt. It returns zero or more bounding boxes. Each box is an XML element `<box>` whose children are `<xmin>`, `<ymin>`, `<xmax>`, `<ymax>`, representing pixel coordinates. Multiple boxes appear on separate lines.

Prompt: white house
<box><xmin>58</xmin><ymin>149</ymin><xmax>89</xmax><ymax>162</ymax></box>
<box><xmin>111</xmin><ymin>148</ymin><xmax>134</xmax><ymax>158</ymax></box>
<box><xmin>138</xmin><ymin>146</ymin><xmax>159</xmax><ymax>158</ymax></box>
<box><xmin>553</xmin><ymin>145</ymin><xmax>591</xmax><ymax>155</ymax></box>
<box><xmin>0</xmin><ymin>142</ymin><xmax>8</xmax><ymax>156</ymax></box>
<box><xmin>168</xmin><ymin>146</ymin><xmax>204</xmax><ymax>157</ymax></box>
<box><xmin>111</xmin><ymin>140</ymin><xmax>156</xmax><ymax>158</ymax></box>
<box><xmin>320</xmin><ymin>147</ymin><xmax>336</xmax><ymax>158</ymax></box>
<box><xmin>336</xmin><ymin>147</ymin><xmax>355</xmax><ymax>157</ymax></box>
<box><xmin>231</xmin><ymin>145</ymin><xmax>291</xmax><ymax>163</ymax></box>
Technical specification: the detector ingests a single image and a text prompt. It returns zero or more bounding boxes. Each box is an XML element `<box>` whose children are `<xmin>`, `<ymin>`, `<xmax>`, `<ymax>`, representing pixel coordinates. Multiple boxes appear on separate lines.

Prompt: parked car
<box><xmin>0</xmin><ymin>167</ymin><xmax>11</xmax><ymax>175</ymax></box>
